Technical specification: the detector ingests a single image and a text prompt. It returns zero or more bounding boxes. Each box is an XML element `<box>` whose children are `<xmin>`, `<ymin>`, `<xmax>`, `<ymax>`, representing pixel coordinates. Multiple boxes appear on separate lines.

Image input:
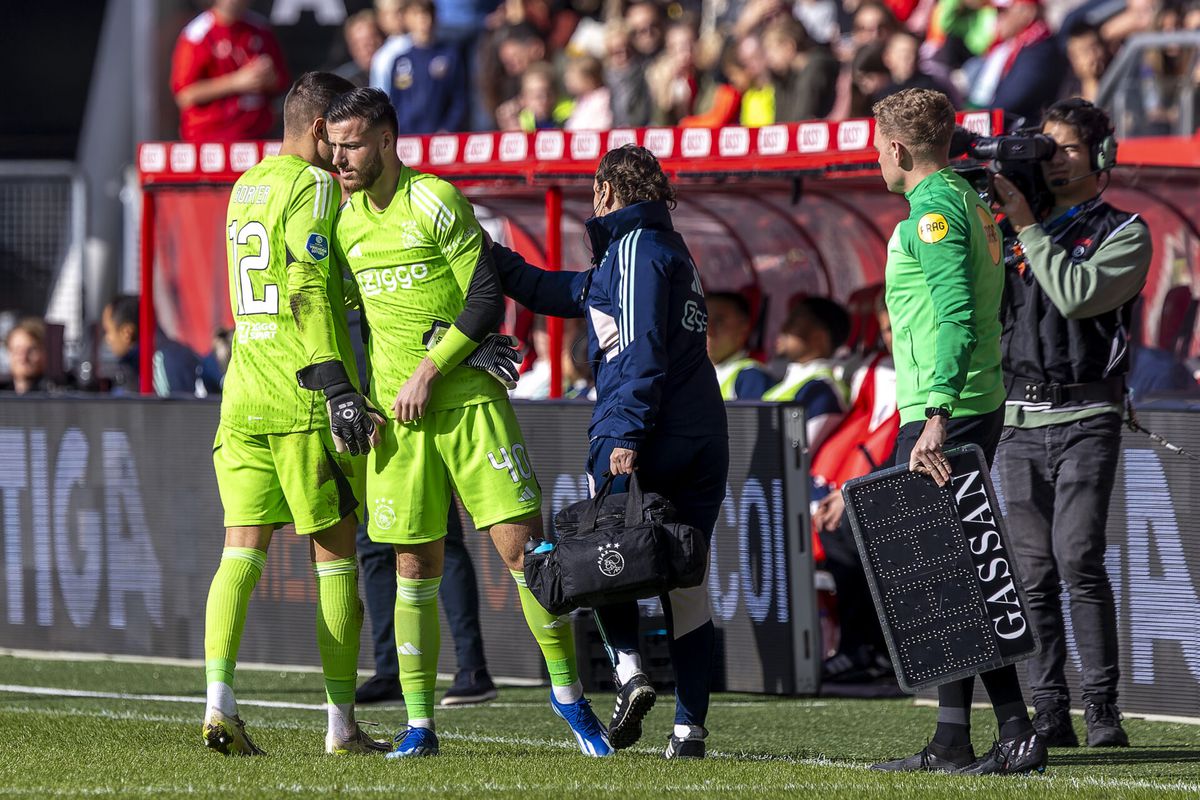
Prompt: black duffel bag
<box><xmin>523</xmin><ymin>472</ymin><xmax>709</xmax><ymax>615</ymax></box>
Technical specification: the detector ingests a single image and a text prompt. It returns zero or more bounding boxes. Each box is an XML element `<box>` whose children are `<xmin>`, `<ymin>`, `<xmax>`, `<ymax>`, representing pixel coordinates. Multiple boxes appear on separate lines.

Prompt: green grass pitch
<box><xmin>1</xmin><ymin>655</ymin><xmax>1198</xmax><ymax>799</ymax></box>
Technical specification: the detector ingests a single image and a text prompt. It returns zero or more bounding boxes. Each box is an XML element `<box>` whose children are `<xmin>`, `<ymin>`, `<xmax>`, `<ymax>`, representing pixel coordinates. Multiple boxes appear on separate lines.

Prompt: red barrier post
<box><xmin>545</xmin><ymin>186</ymin><xmax>563</xmax><ymax>399</ymax></box>
<box><xmin>138</xmin><ymin>188</ymin><xmax>156</xmax><ymax>395</ymax></box>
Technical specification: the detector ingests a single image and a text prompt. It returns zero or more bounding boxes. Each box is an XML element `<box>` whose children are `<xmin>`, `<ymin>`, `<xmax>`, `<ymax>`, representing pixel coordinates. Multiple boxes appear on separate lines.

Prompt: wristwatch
<box><xmin>925</xmin><ymin>406</ymin><xmax>951</xmax><ymax>420</ymax></box>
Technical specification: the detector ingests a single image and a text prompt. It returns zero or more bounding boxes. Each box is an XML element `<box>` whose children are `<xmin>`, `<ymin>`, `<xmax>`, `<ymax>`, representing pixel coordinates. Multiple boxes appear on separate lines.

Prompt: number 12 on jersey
<box><xmin>228</xmin><ymin>219</ymin><xmax>278</xmax><ymax>316</ymax></box>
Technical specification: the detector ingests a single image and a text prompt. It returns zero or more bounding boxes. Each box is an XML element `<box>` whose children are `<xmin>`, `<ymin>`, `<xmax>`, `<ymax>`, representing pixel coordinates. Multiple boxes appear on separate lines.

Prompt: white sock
<box><xmin>614</xmin><ymin>651</ymin><xmax>643</xmax><ymax>685</ymax></box>
<box><xmin>206</xmin><ymin>681</ymin><xmax>237</xmax><ymax>718</ymax></box>
<box><xmin>328</xmin><ymin>702</ymin><xmax>356</xmax><ymax>741</ymax></box>
<box><xmin>552</xmin><ymin>680</ymin><xmax>584</xmax><ymax>704</ymax></box>
<box><xmin>674</xmin><ymin>724</ymin><xmax>703</xmax><ymax>739</ymax></box>
<box><xmin>408</xmin><ymin>717</ymin><xmax>435</xmax><ymax>731</ymax></box>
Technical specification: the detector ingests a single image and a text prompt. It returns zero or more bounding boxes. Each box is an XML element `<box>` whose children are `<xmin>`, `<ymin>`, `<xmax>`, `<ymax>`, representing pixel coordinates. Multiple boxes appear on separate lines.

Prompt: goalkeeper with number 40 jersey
<box><xmin>325</xmin><ymin>87</ymin><xmax>611</xmax><ymax>760</ymax></box>
<box><xmin>202</xmin><ymin>72</ymin><xmax>388</xmax><ymax>761</ymax></box>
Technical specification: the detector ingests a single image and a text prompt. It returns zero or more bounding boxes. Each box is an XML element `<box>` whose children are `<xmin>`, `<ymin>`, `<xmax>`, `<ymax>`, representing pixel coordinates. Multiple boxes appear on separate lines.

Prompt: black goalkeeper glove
<box><xmin>297</xmin><ymin>361</ymin><xmax>383</xmax><ymax>456</ymax></box>
<box><xmin>423</xmin><ymin>321</ymin><xmax>522</xmax><ymax>390</ymax></box>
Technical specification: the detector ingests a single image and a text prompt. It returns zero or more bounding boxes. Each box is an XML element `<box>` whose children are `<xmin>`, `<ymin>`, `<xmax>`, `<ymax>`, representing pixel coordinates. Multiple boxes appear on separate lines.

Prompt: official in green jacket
<box><xmin>868</xmin><ymin>88</ymin><xmax>1046</xmax><ymax>776</ymax></box>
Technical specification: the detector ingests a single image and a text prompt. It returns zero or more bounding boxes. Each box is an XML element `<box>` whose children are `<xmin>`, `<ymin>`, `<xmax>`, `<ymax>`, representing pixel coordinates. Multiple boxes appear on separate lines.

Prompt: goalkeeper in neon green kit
<box><xmin>324</xmin><ymin>87</ymin><xmax>612</xmax><ymax>758</ymax></box>
<box><xmin>202</xmin><ymin>72</ymin><xmax>388</xmax><ymax>757</ymax></box>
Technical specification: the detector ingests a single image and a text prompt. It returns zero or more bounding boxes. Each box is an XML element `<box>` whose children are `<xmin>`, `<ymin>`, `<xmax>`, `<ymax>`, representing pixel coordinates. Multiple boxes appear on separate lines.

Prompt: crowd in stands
<box><xmin>170</xmin><ymin>0</ymin><xmax>1200</xmax><ymax>142</ymax></box>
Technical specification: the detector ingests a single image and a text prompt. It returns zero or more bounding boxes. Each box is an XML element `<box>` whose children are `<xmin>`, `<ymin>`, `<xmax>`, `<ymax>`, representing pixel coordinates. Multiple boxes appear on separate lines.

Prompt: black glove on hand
<box><xmin>297</xmin><ymin>361</ymin><xmax>381</xmax><ymax>456</ymax></box>
<box><xmin>423</xmin><ymin>321</ymin><xmax>522</xmax><ymax>390</ymax></box>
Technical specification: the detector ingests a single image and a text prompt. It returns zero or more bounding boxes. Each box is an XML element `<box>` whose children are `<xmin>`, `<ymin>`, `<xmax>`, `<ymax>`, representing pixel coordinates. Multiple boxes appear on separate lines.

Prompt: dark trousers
<box><xmin>357</xmin><ymin>504</ymin><xmax>487</xmax><ymax>678</ymax></box>
<box><xmin>893</xmin><ymin>408</ymin><xmax>1028</xmax><ymax>724</ymax></box>
<box><xmin>997</xmin><ymin>412</ymin><xmax>1122</xmax><ymax>707</ymax></box>
<box><xmin>587</xmin><ymin>434</ymin><xmax>729</xmax><ymax>728</ymax></box>
<box><xmin>819</xmin><ymin>514</ymin><xmax>886</xmax><ymax>656</ymax></box>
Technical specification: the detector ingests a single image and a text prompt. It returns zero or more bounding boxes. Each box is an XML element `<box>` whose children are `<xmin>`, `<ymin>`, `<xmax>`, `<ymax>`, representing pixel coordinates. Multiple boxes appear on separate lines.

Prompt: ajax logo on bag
<box><xmin>597</xmin><ymin>543</ymin><xmax>624</xmax><ymax>577</ymax></box>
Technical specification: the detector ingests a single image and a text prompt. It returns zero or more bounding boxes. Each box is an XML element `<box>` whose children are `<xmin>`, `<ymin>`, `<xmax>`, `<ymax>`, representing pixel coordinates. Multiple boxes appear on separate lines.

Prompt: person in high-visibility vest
<box><xmin>705</xmin><ymin>292</ymin><xmax>775</xmax><ymax>400</ymax></box>
<box><xmin>763</xmin><ymin>296</ymin><xmax>850</xmax><ymax>452</ymax></box>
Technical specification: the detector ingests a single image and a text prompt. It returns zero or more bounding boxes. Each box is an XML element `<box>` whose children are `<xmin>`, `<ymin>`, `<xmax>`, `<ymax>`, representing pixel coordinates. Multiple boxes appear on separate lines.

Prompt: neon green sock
<box><xmin>204</xmin><ymin>547</ymin><xmax>266</xmax><ymax>687</ymax></box>
<box><xmin>511</xmin><ymin>570</ymin><xmax>578</xmax><ymax>687</ymax></box>
<box><xmin>395</xmin><ymin>575</ymin><xmax>442</xmax><ymax>722</ymax></box>
<box><xmin>313</xmin><ymin>557</ymin><xmax>362</xmax><ymax>706</ymax></box>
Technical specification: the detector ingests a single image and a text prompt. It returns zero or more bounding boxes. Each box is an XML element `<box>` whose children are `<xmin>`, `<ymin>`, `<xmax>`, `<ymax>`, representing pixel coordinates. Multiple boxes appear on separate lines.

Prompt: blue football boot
<box><xmin>385</xmin><ymin>725</ymin><xmax>439</xmax><ymax>758</ymax></box>
<box><xmin>550</xmin><ymin>692</ymin><xmax>614</xmax><ymax>757</ymax></box>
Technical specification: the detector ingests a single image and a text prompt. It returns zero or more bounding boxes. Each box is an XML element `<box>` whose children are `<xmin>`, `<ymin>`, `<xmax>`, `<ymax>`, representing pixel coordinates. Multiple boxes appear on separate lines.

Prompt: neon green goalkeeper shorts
<box><xmin>212</xmin><ymin>424</ymin><xmax>365</xmax><ymax>534</ymax></box>
<box><xmin>366</xmin><ymin>399</ymin><xmax>542</xmax><ymax>544</ymax></box>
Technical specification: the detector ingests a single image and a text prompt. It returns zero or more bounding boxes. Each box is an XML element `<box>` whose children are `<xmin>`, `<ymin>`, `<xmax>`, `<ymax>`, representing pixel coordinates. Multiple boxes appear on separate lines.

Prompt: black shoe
<box><xmin>957</xmin><ymin>731</ymin><xmax>1047</xmax><ymax>775</ymax></box>
<box><xmin>824</xmin><ymin>645</ymin><xmax>893</xmax><ymax>684</ymax></box>
<box><xmin>870</xmin><ymin>741</ymin><xmax>976</xmax><ymax>772</ymax></box>
<box><xmin>440</xmin><ymin>668</ymin><xmax>498</xmax><ymax>707</ymax></box>
<box><xmin>608</xmin><ymin>671</ymin><xmax>656</xmax><ymax>750</ymax></box>
<box><xmin>664</xmin><ymin>725</ymin><xmax>707</xmax><ymax>759</ymax></box>
<box><xmin>355</xmin><ymin>673</ymin><xmax>402</xmax><ymax>704</ymax></box>
<box><xmin>1085</xmin><ymin>703</ymin><xmax>1130</xmax><ymax>747</ymax></box>
<box><xmin>1032</xmin><ymin>704</ymin><xmax>1079</xmax><ymax>748</ymax></box>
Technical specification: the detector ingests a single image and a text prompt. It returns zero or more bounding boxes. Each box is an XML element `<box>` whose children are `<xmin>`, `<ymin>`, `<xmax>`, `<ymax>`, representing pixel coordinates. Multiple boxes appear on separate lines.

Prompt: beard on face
<box><xmin>340</xmin><ymin>148</ymin><xmax>383</xmax><ymax>193</ymax></box>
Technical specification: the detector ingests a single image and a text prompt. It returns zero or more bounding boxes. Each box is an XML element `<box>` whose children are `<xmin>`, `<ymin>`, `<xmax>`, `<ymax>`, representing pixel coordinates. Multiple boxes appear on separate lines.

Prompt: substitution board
<box><xmin>842</xmin><ymin>445</ymin><xmax>1039</xmax><ymax>692</ymax></box>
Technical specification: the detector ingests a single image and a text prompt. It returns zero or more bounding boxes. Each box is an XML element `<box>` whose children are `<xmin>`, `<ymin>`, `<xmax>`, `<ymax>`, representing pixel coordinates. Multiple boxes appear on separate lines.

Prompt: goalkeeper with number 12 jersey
<box><xmin>324</xmin><ymin>87</ymin><xmax>612</xmax><ymax>759</ymax></box>
<box><xmin>203</xmin><ymin>72</ymin><xmax>388</xmax><ymax>758</ymax></box>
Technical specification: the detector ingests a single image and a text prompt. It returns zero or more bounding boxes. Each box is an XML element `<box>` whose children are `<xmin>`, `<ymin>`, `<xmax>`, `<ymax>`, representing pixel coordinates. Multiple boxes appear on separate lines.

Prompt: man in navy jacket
<box><xmin>491</xmin><ymin>145</ymin><xmax>728</xmax><ymax>759</ymax></box>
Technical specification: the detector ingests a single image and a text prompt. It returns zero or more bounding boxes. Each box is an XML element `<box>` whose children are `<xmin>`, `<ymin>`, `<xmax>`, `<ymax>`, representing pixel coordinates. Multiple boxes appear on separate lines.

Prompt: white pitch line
<box><xmin>0</xmin><ymin>683</ymin><xmax>826</xmax><ymax>711</ymax></box>
<box><xmin>2</xmin><ymin>685</ymin><xmax>1198</xmax><ymax>794</ymax></box>
<box><xmin>911</xmin><ymin>697</ymin><xmax>1200</xmax><ymax>727</ymax></box>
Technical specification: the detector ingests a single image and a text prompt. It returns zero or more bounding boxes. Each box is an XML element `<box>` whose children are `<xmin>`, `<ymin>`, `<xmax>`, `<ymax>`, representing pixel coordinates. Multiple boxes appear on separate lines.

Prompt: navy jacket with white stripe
<box><xmin>491</xmin><ymin>200</ymin><xmax>726</xmax><ymax>450</ymax></box>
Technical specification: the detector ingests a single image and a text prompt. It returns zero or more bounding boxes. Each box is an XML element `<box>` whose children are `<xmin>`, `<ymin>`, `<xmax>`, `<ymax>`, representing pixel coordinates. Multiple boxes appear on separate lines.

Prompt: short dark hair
<box><xmin>1065</xmin><ymin>19</ymin><xmax>1101</xmax><ymax>40</ymax></box>
<box><xmin>325</xmin><ymin>87</ymin><xmax>399</xmax><ymax>135</ymax></box>
<box><xmin>1044</xmin><ymin>97</ymin><xmax>1113</xmax><ymax>156</ymax></box>
<box><xmin>283</xmin><ymin>72</ymin><xmax>356</xmax><ymax>139</ymax></box>
<box><xmin>106</xmin><ymin>294</ymin><xmax>140</xmax><ymax>331</ymax></box>
<box><xmin>595</xmin><ymin>144</ymin><xmax>676</xmax><ymax>209</ymax></box>
<box><xmin>784</xmin><ymin>296</ymin><xmax>850</xmax><ymax>352</ymax></box>
<box><xmin>707</xmin><ymin>291</ymin><xmax>753</xmax><ymax>321</ymax></box>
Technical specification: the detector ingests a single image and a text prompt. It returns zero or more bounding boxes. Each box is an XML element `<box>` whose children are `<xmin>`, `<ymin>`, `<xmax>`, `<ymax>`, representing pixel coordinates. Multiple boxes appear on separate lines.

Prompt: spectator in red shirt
<box><xmin>170</xmin><ymin>0</ymin><xmax>291</xmax><ymax>142</ymax></box>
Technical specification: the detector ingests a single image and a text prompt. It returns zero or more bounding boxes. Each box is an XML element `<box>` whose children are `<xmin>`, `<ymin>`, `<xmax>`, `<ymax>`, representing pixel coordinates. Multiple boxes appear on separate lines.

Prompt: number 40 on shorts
<box><xmin>488</xmin><ymin>444</ymin><xmax>532</xmax><ymax>483</ymax></box>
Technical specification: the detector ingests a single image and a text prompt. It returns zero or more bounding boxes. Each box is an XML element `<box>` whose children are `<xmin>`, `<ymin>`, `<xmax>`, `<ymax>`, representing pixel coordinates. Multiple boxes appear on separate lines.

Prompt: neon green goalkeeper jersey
<box><xmin>333</xmin><ymin>165</ymin><xmax>505</xmax><ymax>414</ymax></box>
<box><xmin>221</xmin><ymin>155</ymin><xmax>360</xmax><ymax>435</ymax></box>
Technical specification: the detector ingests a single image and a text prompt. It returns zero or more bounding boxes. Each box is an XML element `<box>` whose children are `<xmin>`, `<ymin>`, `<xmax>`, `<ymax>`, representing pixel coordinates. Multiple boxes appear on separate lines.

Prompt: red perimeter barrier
<box><xmin>136</xmin><ymin>112</ymin><xmax>1200</xmax><ymax>395</ymax></box>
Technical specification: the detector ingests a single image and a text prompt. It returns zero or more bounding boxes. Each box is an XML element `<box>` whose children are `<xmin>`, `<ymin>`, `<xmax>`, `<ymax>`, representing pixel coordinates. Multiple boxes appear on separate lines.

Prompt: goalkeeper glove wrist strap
<box><xmin>297</xmin><ymin>360</ymin><xmax>353</xmax><ymax>400</ymax></box>
<box><xmin>427</xmin><ymin>324</ymin><xmax>479</xmax><ymax>374</ymax></box>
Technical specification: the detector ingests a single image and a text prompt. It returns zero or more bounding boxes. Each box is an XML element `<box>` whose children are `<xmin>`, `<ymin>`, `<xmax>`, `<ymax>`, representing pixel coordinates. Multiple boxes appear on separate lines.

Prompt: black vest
<box><xmin>1000</xmin><ymin>200</ymin><xmax>1147</xmax><ymax>404</ymax></box>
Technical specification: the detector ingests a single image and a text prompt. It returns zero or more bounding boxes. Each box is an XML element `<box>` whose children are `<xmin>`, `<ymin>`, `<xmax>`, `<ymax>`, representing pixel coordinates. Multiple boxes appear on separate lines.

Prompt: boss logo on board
<box><xmin>230</xmin><ymin>143</ymin><xmax>258</xmax><ymax>172</ymax></box>
<box><xmin>758</xmin><ymin>125</ymin><xmax>788</xmax><ymax>155</ymax></box>
<box><xmin>200</xmin><ymin>144</ymin><xmax>225</xmax><ymax>173</ymax></box>
<box><xmin>837</xmin><ymin>121</ymin><xmax>870</xmax><ymax>151</ymax></box>
<box><xmin>465</xmin><ymin>134</ymin><xmax>494</xmax><ymax>163</ymax></box>
<box><xmin>681</xmin><ymin>128</ymin><xmax>711</xmax><ymax>158</ymax></box>
<box><xmin>500</xmin><ymin>132</ymin><xmax>528</xmax><ymax>161</ymax></box>
<box><xmin>798</xmin><ymin>123</ymin><xmax>829</xmax><ymax>153</ymax></box>
<box><xmin>644</xmin><ymin>129</ymin><xmax>674</xmax><ymax>158</ymax></box>
<box><xmin>607</xmin><ymin>129</ymin><xmax>637</xmax><ymax>151</ymax></box>
<box><xmin>572</xmin><ymin>132</ymin><xmax>600</xmax><ymax>160</ymax></box>
<box><xmin>170</xmin><ymin>144</ymin><xmax>196</xmax><ymax>173</ymax></box>
<box><xmin>429</xmin><ymin>136</ymin><xmax>458</xmax><ymax>165</ymax></box>
<box><xmin>719</xmin><ymin>127</ymin><xmax>750</xmax><ymax>157</ymax></box>
<box><xmin>535</xmin><ymin>131</ymin><xmax>565</xmax><ymax>160</ymax></box>
<box><xmin>140</xmin><ymin>144</ymin><xmax>166</xmax><ymax>173</ymax></box>
<box><xmin>396</xmin><ymin>138</ymin><xmax>423</xmax><ymax>164</ymax></box>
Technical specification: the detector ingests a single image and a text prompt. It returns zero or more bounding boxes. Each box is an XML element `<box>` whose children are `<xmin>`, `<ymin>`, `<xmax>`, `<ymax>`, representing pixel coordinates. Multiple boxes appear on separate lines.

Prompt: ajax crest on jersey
<box><xmin>306</xmin><ymin>233</ymin><xmax>329</xmax><ymax>261</ymax></box>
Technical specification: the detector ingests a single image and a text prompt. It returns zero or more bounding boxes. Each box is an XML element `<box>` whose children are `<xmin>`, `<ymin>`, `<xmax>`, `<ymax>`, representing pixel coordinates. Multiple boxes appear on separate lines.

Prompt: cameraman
<box><xmin>992</xmin><ymin>98</ymin><xmax>1150</xmax><ymax>749</ymax></box>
